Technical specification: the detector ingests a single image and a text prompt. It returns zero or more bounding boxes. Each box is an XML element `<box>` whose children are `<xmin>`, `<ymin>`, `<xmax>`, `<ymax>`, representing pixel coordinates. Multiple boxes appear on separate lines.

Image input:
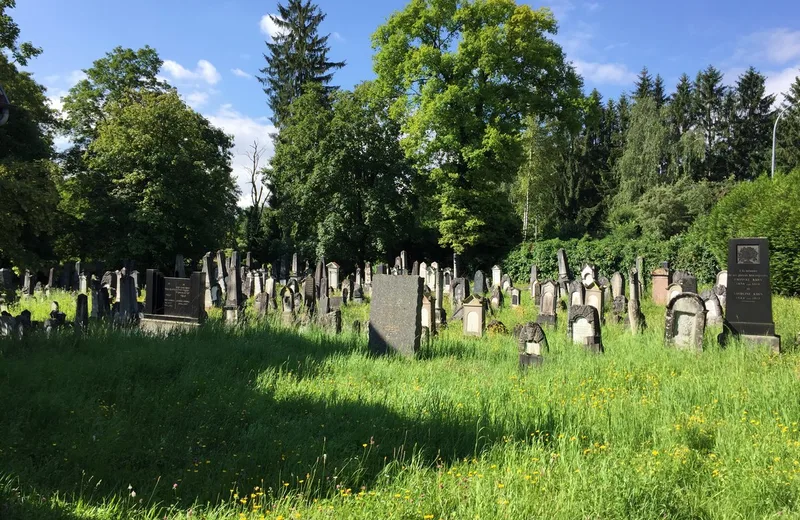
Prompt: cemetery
<box><xmin>3</xmin><ymin>0</ymin><xmax>800</xmax><ymax>518</ymax></box>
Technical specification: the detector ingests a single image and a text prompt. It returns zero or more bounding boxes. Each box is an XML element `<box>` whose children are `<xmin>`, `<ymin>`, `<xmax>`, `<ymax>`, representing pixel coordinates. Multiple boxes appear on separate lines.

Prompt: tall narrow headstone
<box><xmin>400</xmin><ymin>250</ymin><xmax>408</xmax><ymax>274</ymax></box>
<box><xmin>434</xmin><ymin>267</ymin><xmax>445</xmax><ymax>326</ymax></box>
<box><xmin>611</xmin><ymin>272</ymin><xmax>624</xmax><ymax>299</ymax></box>
<box><xmin>723</xmin><ymin>238</ymin><xmax>780</xmax><ymax>352</ymax></box>
<box><xmin>291</xmin><ymin>253</ymin><xmax>299</xmax><ymax>277</ymax></box>
<box><xmin>364</xmin><ymin>262</ymin><xmax>372</xmax><ymax>286</ymax></box>
<box><xmin>75</xmin><ymin>294</ymin><xmax>89</xmax><ymax>331</ymax></box>
<box><xmin>557</xmin><ymin>249</ymin><xmax>571</xmax><ymax>291</ymax></box>
<box><xmin>627</xmin><ymin>268</ymin><xmax>645</xmax><ymax>334</ymax></box>
<box><xmin>491</xmin><ymin>265</ymin><xmax>502</xmax><ymax>288</ymax></box>
<box><xmin>453</xmin><ymin>253</ymin><xmax>460</xmax><ymax>280</ymax></box>
<box><xmin>327</xmin><ymin>262</ymin><xmax>340</xmax><ymax>292</ymax></box>
<box><xmin>174</xmin><ymin>255</ymin><xmax>186</xmax><ymax>278</ymax></box>
<box><xmin>473</xmin><ymin>270</ymin><xmax>486</xmax><ymax>295</ymax></box>
<box><xmin>225</xmin><ymin>251</ymin><xmax>244</xmax><ymax>322</ymax></box>
<box><xmin>636</xmin><ymin>256</ymin><xmax>645</xmax><ymax>296</ymax></box>
<box><xmin>537</xmin><ymin>281</ymin><xmax>558</xmax><ymax>327</ymax></box>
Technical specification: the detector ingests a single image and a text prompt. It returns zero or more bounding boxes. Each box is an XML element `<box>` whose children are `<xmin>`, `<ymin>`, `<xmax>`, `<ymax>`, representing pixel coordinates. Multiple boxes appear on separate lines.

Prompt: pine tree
<box><xmin>693</xmin><ymin>65</ymin><xmax>728</xmax><ymax>180</ymax></box>
<box><xmin>777</xmin><ymin>74</ymin><xmax>800</xmax><ymax>172</ymax></box>
<box><xmin>258</xmin><ymin>0</ymin><xmax>345</xmax><ymax>127</ymax></box>
<box><xmin>653</xmin><ymin>74</ymin><xmax>667</xmax><ymax>108</ymax></box>
<box><xmin>730</xmin><ymin>67</ymin><xmax>774</xmax><ymax>180</ymax></box>
<box><xmin>633</xmin><ymin>67</ymin><xmax>654</xmax><ymax>100</ymax></box>
<box><xmin>668</xmin><ymin>74</ymin><xmax>694</xmax><ymax>138</ymax></box>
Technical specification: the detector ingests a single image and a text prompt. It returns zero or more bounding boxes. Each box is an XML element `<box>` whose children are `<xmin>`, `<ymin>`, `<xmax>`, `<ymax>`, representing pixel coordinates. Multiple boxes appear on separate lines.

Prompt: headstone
<box><xmin>665</xmin><ymin>293</ymin><xmax>706</xmax><ymax>351</ymax></box>
<box><xmin>491</xmin><ymin>265</ymin><xmax>502</xmax><ymax>288</ymax></box>
<box><xmin>327</xmin><ymin>262</ymin><xmax>340</xmax><ymax>293</ymax></box>
<box><xmin>78</xmin><ymin>274</ymin><xmax>88</xmax><ymax>295</ymax></box>
<box><xmin>611</xmin><ymin>295</ymin><xmax>628</xmax><ymax>324</ymax></box>
<box><xmin>580</xmin><ymin>264</ymin><xmax>596</xmax><ymax>287</ymax></box>
<box><xmin>314</xmin><ymin>260</ymin><xmax>324</xmax><ymax>298</ymax></box>
<box><xmin>279</xmin><ymin>254</ymin><xmax>289</xmax><ymax>284</ymax></box>
<box><xmin>421</xmin><ymin>291</ymin><xmax>435</xmax><ymax>336</ymax></box>
<box><xmin>0</xmin><ymin>268</ymin><xmax>15</xmax><ymax>304</ymax></box>
<box><xmin>303</xmin><ymin>275</ymin><xmax>316</xmax><ymax>316</ymax></box>
<box><xmin>713</xmin><ymin>284</ymin><xmax>726</xmax><ymax>310</ymax></box>
<box><xmin>394</xmin><ymin>256</ymin><xmax>403</xmax><ymax>275</ymax></box>
<box><xmin>59</xmin><ymin>263</ymin><xmax>72</xmax><ymax>291</ymax></box>
<box><xmin>529</xmin><ymin>265</ymin><xmax>539</xmax><ymax>289</ymax></box>
<box><xmin>568</xmin><ymin>305</ymin><xmax>603</xmax><ymax>353</ymax></box>
<box><xmin>202</xmin><ymin>253</ymin><xmax>215</xmax><ymax>309</ymax></box>
<box><xmin>651</xmin><ymin>267</ymin><xmax>671</xmax><ymax>305</ymax></box>
<box><xmin>443</xmin><ymin>268</ymin><xmax>452</xmax><ymax>292</ymax></box>
<box><xmin>254</xmin><ymin>293</ymin><xmax>269</xmax><ymax>317</ymax></box>
<box><xmin>144</xmin><ymin>269</ymin><xmax>165</xmax><ymax>315</ymax></box>
<box><xmin>215</xmin><ymin>250</ymin><xmax>228</xmax><ymax>297</ymax></box>
<box><xmin>411</xmin><ymin>261</ymin><xmax>419</xmax><ymax>276</ymax></box>
<box><xmin>568</xmin><ymin>280</ymin><xmax>584</xmax><ymax>306</ymax></box>
<box><xmin>462</xmin><ymin>295</ymin><xmax>485</xmax><ymax>337</ymax></box>
<box><xmin>611</xmin><ymin>272</ymin><xmax>624</xmax><ymax>299</ymax></box>
<box><xmin>75</xmin><ymin>294</ymin><xmax>89</xmax><ymax>331</ymax></box>
<box><xmin>375</xmin><ymin>264</ymin><xmax>387</xmax><ymax>276</ymax></box>
<box><xmin>627</xmin><ymin>268</ymin><xmax>645</xmax><ymax>334</ymax></box>
<box><xmin>434</xmin><ymin>268</ymin><xmax>445</xmax><ymax>326</ymax></box>
<box><xmin>510</xmin><ymin>287</ymin><xmax>521</xmax><ymax>308</ymax></box>
<box><xmin>453</xmin><ymin>253</ymin><xmax>460</xmax><ymax>279</ymax></box>
<box><xmin>557</xmin><ymin>249</ymin><xmax>571</xmax><ymax>291</ymax></box>
<box><xmin>73</xmin><ymin>261</ymin><xmax>81</xmax><ymax>291</ymax></box>
<box><xmin>280</xmin><ymin>286</ymin><xmax>295</xmax><ymax>323</ymax></box>
<box><xmin>368</xmin><ymin>275</ymin><xmax>424</xmax><ymax>357</ymax></box>
<box><xmin>48</xmin><ymin>267</ymin><xmax>56</xmax><ymax>290</ymax></box>
<box><xmin>419</xmin><ymin>262</ymin><xmax>427</xmax><ymax>280</ymax></box>
<box><xmin>473</xmin><ymin>270</ymin><xmax>486</xmax><ymax>295</ymax></box>
<box><xmin>246</xmin><ymin>252</ymin><xmax>253</xmax><ymax>270</ymax></box>
<box><xmin>490</xmin><ymin>285</ymin><xmax>503</xmax><ymax>309</ymax></box>
<box><xmin>174</xmin><ymin>255</ymin><xmax>186</xmax><ymax>278</ymax></box>
<box><xmin>291</xmin><ymin>252</ymin><xmax>299</xmax><ymax>277</ymax></box>
<box><xmin>537</xmin><ymin>281</ymin><xmax>558</xmax><ymax>327</ymax></box>
<box><xmin>225</xmin><ymin>251</ymin><xmax>244</xmax><ymax>322</ymax></box>
<box><xmin>722</xmin><ymin>238</ymin><xmax>780</xmax><ymax>352</ymax></box>
<box><xmin>400</xmin><ymin>250</ymin><xmax>408</xmax><ymax>273</ymax></box>
<box><xmin>584</xmin><ymin>282</ymin><xmax>604</xmax><ymax>322</ymax></box>
<box><xmin>667</xmin><ymin>283</ymin><xmax>683</xmax><ymax>303</ymax></box>
<box><xmin>452</xmin><ymin>277</ymin><xmax>469</xmax><ymax>308</ymax></box>
<box><xmin>517</xmin><ymin>322</ymin><xmax>548</xmax><ymax>367</ymax></box>
<box><xmin>118</xmin><ymin>273</ymin><xmax>139</xmax><ymax>324</ymax></box>
<box><xmin>673</xmin><ymin>271</ymin><xmax>698</xmax><ymax>294</ymax></box>
<box><xmin>91</xmin><ymin>286</ymin><xmax>110</xmax><ymax>320</ymax></box>
<box><xmin>501</xmin><ymin>274</ymin><xmax>512</xmax><ymax>294</ymax></box>
<box><xmin>716</xmin><ymin>270</ymin><xmax>728</xmax><ymax>289</ymax></box>
<box><xmin>352</xmin><ymin>284</ymin><xmax>364</xmax><ymax>304</ymax></box>
<box><xmin>636</xmin><ymin>256</ymin><xmax>645</xmax><ymax>296</ymax></box>
<box><xmin>21</xmin><ymin>270</ymin><xmax>32</xmax><ymax>298</ymax></box>
<box><xmin>701</xmin><ymin>290</ymin><xmax>724</xmax><ymax>326</ymax></box>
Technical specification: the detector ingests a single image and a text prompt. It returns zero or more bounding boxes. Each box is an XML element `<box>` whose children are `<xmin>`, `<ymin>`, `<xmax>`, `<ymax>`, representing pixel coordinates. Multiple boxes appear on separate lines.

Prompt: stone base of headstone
<box><xmin>720</xmin><ymin>330</ymin><xmax>781</xmax><ymax>354</ymax></box>
<box><xmin>319</xmin><ymin>310</ymin><xmax>341</xmax><ymax>334</ymax></box>
<box><xmin>224</xmin><ymin>306</ymin><xmax>243</xmax><ymax>324</ymax></box>
<box><xmin>352</xmin><ymin>297</ymin><xmax>364</xmax><ymax>304</ymax></box>
<box><xmin>519</xmin><ymin>354</ymin><xmax>544</xmax><ymax>368</ymax></box>
<box><xmin>330</xmin><ymin>296</ymin><xmax>343</xmax><ymax>310</ymax></box>
<box><xmin>536</xmin><ymin>314</ymin><xmax>557</xmax><ymax>327</ymax></box>
<box><xmin>583</xmin><ymin>337</ymin><xmax>604</xmax><ymax>354</ymax></box>
<box><xmin>140</xmin><ymin>315</ymin><xmax>203</xmax><ymax>335</ymax></box>
<box><xmin>435</xmin><ymin>308</ymin><xmax>447</xmax><ymax>328</ymax></box>
<box><xmin>451</xmin><ymin>305</ymin><xmax>463</xmax><ymax>321</ymax></box>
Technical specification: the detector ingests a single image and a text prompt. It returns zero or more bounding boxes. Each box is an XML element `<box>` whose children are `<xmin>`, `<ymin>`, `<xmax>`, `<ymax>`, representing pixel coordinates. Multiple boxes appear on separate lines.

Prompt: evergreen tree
<box><xmin>693</xmin><ymin>66</ymin><xmax>728</xmax><ymax>180</ymax></box>
<box><xmin>258</xmin><ymin>0</ymin><xmax>344</xmax><ymax>128</ymax></box>
<box><xmin>668</xmin><ymin>73</ymin><xmax>695</xmax><ymax>138</ymax></box>
<box><xmin>653</xmin><ymin>74</ymin><xmax>667</xmax><ymax>108</ymax></box>
<box><xmin>730</xmin><ymin>67</ymin><xmax>775</xmax><ymax>180</ymax></box>
<box><xmin>633</xmin><ymin>67</ymin><xmax>654</xmax><ymax>100</ymax></box>
<box><xmin>777</xmin><ymin>74</ymin><xmax>800</xmax><ymax>172</ymax></box>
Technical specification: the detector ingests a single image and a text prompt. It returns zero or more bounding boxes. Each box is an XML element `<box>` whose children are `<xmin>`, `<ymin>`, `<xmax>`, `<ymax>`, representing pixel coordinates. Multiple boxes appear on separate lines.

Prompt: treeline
<box><xmin>2</xmin><ymin>0</ymin><xmax>800</xmax><ymax>279</ymax></box>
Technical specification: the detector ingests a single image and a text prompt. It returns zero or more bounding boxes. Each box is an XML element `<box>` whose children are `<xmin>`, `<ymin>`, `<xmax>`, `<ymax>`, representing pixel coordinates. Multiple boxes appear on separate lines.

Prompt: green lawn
<box><xmin>1</xmin><ymin>289</ymin><xmax>799</xmax><ymax>519</ymax></box>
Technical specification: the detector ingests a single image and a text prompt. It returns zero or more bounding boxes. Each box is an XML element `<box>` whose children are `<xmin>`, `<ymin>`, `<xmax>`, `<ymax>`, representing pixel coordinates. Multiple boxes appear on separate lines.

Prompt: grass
<box><xmin>1</xmin><ymin>287</ymin><xmax>799</xmax><ymax>519</ymax></box>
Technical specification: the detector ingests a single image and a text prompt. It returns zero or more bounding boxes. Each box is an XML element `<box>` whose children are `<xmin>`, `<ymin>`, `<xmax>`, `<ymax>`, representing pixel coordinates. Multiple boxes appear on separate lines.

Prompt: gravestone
<box><xmin>501</xmin><ymin>274</ymin><xmax>512</xmax><ymax>294</ymax></box>
<box><xmin>452</xmin><ymin>277</ymin><xmax>469</xmax><ymax>308</ymax></box>
<box><xmin>254</xmin><ymin>293</ymin><xmax>269</xmax><ymax>318</ymax></box>
<box><xmin>473</xmin><ymin>270</ymin><xmax>487</xmax><ymax>295</ymax></box>
<box><xmin>314</xmin><ymin>260</ymin><xmax>324</xmax><ymax>298</ymax></box>
<box><xmin>636</xmin><ymin>256</ymin><xmax>645</xmax><ymax>296</ymax></box>
<box><xmin>365</xmin><ymin>262</ymin><xmax>373</xmax><ymax>286</ymax></box>
<box><xmin>421</xmin><ymin>291</ymin><xmax>435</xmax><ymax>336</ymax></box>
<box><xmin>411</xmin><ymin>261</ymin><xmax>419</xmax><ymax>276</ymax></box>
<box><xmin>368</xmin><ymin>275</ymin><xmax>423</xmax><ymax>357</ymax></box>
<box><xmin>174</xmin><ymin>255</ymin><xmax>186</xmax><ymax>278</ymax></box>
<box><xmin>141</xmin><ymin>271</ymin><xmax>205</xmax><ymax>333</ymax></box>
<box><xmin>280</xmin><ymin>286</ymin><xmax>295</xmax><ymax>325</ymax></box>
<box><xmin>537</xmin><ymin>281</ymin><xmax>558</xmax><ymax>327</ymax></box>
<box><xmin>443</xmin><ymin>268</ymin><xmax>452</xmax><ymax>292</ymax></box>
<box><xmin>701</xmin><ymin>289</ymin><xmax>724</xmax><ymax>326</ymax></box>
<box><xmin>327</xmin><ymin>262</ymin><xmax>340</xmax><ymax>293</ymax></box>
<box><xmin>201</xmin><ymin>252</ymin><xmax>214</xmax><ymax>309</ymax></box>
<box><xmin>627</xmin><ymin>268</ymin><xmax>646</xmax><ymax>334</ymax></box>
<box><xmin>245</xmin><ymin>251</ymin><xmax>253</xmax><ymax>270</ymax></box>
<box><xmin>665</xmin><ymin>293</ymin><xmax>706</xmax><ymax>351</ymax></box>
<box><xmin>75</xmin><ymin>294</ymin><xmax>89</xmax><ymax>332</ymax></box>
<box><xmin>352</xmin><ymin>284</ymin><xmax>364</xmax><ymax>304</ymax></box>
<box><xmin>434</xmin><ymin>267</ymin><xmax>446</xmax><ymax>327</ymax></box>
<box><xmin>400</xmin><ymin>250</ymin><xmax>408</xmax><ymax>273</ymax></box>
<box><xmin>667</xmin><ymin>283</ymin><xmax>683</xmax><ymax>304</ymax></box>
<box><xmin>291</xmin><ymin>252</ymin><xmax>299</xmax><ymax>277</ymax></box>
<box><xmin>91</xmin><ymin>286</ymin><xmax>110</xmax><ymax>320</ymax></box>
<box><xmin>580</xmin><ymin>264</ymin><xmax>596</xmax><ymax>287</ymax></box>
<box><xmin>355</xmin><ymin>266</ymin><xmax>363</xmax><ymax>287</ymax></box>
<box><xmin>490</xmin><ymin>285</ymin><xmax>503</xmax><ymax>309</ymax></box>
<box><xmin>722</xmin><ymin>238</ymin><xmax>780</xmax><ymax>352</ymax></box>
<box><xmin>252</xmin><ymin>271</ymin><xmax>263</xmax><ymax>296</ymax></box>
<box><xmin>611</xmin><ymin>272</ymin><xmax>624</xmax><ymax>299</ymax></box>
<box><xmin>584</xmin><ymin>283</ymin><xmax>604</xmax><ymax>322</ymax></box>
<box><xmin>453</xmin><ymin>253</ymin><xmax>460</xmax><ymax>279</ymax></box>
<box><xmin>568</xmin><ymin>305</ymin><xmax>603</xmax><ymax>353</ymax></box>
<box><xmin>557</xmin><ymin>249</ymin><xmax>571</xmax><ymax>291</ymax></box>
<box><xmin>375</xmin><ymin>264</ymin><xmax>387</xmax><ymax>276</ymax></box>
<box><xmin>612</xmin><ymin>295</ymin><xmax>627</xmax><ymax>324</ymax></box>
<box><xmin>651</xmin><ymin>267</ymin><xmax>671</xmax><ymax>305</ymax></box>
<box><xmin>144</xmin><ymin>269</ymin><xmax>165</xmax><ymax>315</ymax></box>
<box><xmin>59</xmin><ymin>263</ymin><xmax>72</xmax><ymax>291</ymax></box>
<box><xmin>716</xmin><ymin>270</ymin><xmax>728</xmax><ymax>288</ymax></box>
<box><xmin>714</xmin><ymin>284</ymin><xmax>727</xmax><ymax>310</ymax></box>
<box><xmin>279</xmin><ymin>254</ymin><xmax>289</xmax><ymax>284</ymax></box>
<box><xmin>394</xmin><ymin>256</ymin><xmax>403</xmax><ymax>275</ymax></box>
<box><xmin>517</xmin><ymin>322</ymin><xmax>548</xmax><ymax>367</ymax></box>
<box><xmin>510</xmin><ymin>288</ymin><xmax>521</xmax><ymax>308</ymax></box>
<box><xmin>21</xmin><ymin>270</ymin><xmax>32</xmax><ymax>298</ymax></box>
<box><xmin>568</xmin><ymin>280</ymin><xmax>584</xmax><ymax>307</ymax></box>
<box><xmin>419</xmin><ymin>262</ymin><xmax>427</xmax><ymax>280</ymax></box>
<box><xmin>462</xmin><ymin>295</ymin><xmax>485</xmax><ymax>337</ymax></box>
<box><xmin>117</xmin><ymin>272</ymin><xmax>139</xmax><ymax>324</ymax></box>
<box><xmin>491</xmin><ymin>265</ymin><xmax>502</xmax><ymax>288</ymax></box>
<box><xmin>673</xmin><ymin>271</ymin><xmax>698</xmax><ymax>294</ymax></box>
<box><xmin>303</xmin><ymin>275</ymin><xmax>316</xmax><ymax>316</ymax></box>
<box><xmin>215</xmin><ymin>250</ymin><xmax>228</xmax><ymax>297</ymax></box>
<box><xmin>225</xmin><ymin>251</ymin><xmax>244</xmax><ymax>322</ymax></box>
<box><xmin>529</xmin><ymin>265</ymin><xmax>540</xmax><ymax>301</ymax></box>
<box><xmin>0</xmin><ymin>268</ymin><xmax>15</xmax><ymax>304</ymax></box>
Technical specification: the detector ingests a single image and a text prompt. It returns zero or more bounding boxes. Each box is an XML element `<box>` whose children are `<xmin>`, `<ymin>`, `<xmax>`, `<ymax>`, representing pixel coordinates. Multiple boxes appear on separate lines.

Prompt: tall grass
<box><xmin>1</xmin><ymin>287</ymin><xmax>799</xmax><ymax>519</ymax></box>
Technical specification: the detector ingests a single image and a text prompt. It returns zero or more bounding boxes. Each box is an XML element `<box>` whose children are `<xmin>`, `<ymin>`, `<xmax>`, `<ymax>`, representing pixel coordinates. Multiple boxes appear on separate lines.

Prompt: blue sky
<box><xmin>12</xmin><ymin>0</ymin><xmax>800</xmax><ymax>203</ymax></box>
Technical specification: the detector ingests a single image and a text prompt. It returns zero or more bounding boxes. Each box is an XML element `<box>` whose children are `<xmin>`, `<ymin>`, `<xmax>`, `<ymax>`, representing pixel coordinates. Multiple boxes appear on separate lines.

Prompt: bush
<box><xmin>703</xmin><ymin>170</ymin><xmax>800</xmax><ymax>296</ymax></box>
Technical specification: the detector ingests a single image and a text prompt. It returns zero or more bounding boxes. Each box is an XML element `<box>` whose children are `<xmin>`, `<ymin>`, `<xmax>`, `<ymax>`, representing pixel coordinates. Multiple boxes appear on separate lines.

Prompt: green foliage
<box><xmin>0</xmin><ymin>0</ymin><xmax>41</xmax><ymax>66</ymax></box>
<box><xmin>258</xmin><ymin>0</ymin><xmax>344</xmax><ymax>128</ymax></box>
<box><xmin>372</xmin><ymin>0</ymin><xmax>581</xmax><ymax>252</ymax></box>
<box><xmin>777</xmin><ymin>75</ymin><xmax>800</xmax><ymax>173</ymax></box>
<box><xmin>704</xmin><ymin>170</ymin><xmax>800</xmax><ymax>296</ymax></box>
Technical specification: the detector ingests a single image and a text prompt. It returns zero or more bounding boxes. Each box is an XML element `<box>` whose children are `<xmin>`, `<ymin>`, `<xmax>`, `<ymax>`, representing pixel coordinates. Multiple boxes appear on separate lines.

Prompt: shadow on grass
<box><xmin>0</xmin><ymin>320</ymin><xmax>551</xmax><ymax>517</ymax></box>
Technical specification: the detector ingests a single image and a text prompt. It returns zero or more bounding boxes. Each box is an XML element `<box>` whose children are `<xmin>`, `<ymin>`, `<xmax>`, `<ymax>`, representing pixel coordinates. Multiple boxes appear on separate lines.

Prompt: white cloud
<box><xmin>331</xmin><ymin>31</ymin><xmax>344</xmax><ymax>42</ymax></box>
<box><xmin>585</xmin><ymin>2</ymin><xmax>600</xmax><ymax>12</ymax></box>
<box><xmin>573</xmin><ymin>59</ymin><xmax>637</xmax><ymax>85</ymax></box>
<box><xmin>260</xmin><ymin>14</ymin><xmax>287</xmax><ymax>40</ymax></box>
<box><xmin>231</xmin><ymin>68</ymin><xmax>251</xmax><ymax>79</ymax></box>
<box><xmin>733</xmin><ymin>28</ymin><xmax>800</xmax><ymax>67</ymax></box>
<box><xmin>185</xmin><ymin>91</ymin><xmax>210</xmax><ymax>108</ymax></box>
<box><xmin>161</xmin><ymin>59</ymin><xmax>221</xmax><ymax>85</ymax></box>
<box><xmin>764</xmin><ymin>64</ymin><xmax>800</xmax><ymax>105</ymax></box>
<box><xmin>204</xmin><ymin>104</ymin><xmax>276</xmax><ymax>207</ymax></box>
<box><xmin>68</xmin><ymin>70</ymin><xmax>87</xmax><ymax>84</ymax></box>
<box><xmin>546</xmin><ymin>0</ymin><xmax>575</xmax><ymax>20</ymax></box>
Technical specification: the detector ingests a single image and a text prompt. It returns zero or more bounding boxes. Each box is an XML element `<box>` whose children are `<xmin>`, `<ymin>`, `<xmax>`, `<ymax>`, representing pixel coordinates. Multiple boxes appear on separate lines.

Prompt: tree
<box><xmin>633</xmin><ymin>67</ymin><xmax>654</xmax><ymax>100</ymax></box>
<box><xmin>82</xmin><ymin>91</ymin><xmax>238</xmax><ymax>267</ymax></box>
<box><xmin>653</xmin><ymin>74</ymin><xmax>667</xmax><ymax>108</ymax></box>
<box><xmin>0</xmin><ymin>0</ymin><xmax>41</xmax><ymax>66</ymax></box>
<box><xmin>258</xmin><ymin>0</ymin><xmax>344</xmax><ymax>127</ymax></box>
<box><xmin>241</xmin><ymin>140</ymin><xmax>269</xmax><ymax>254</ymax></box>
<box><xmin>668</xmin><ymin>73</ymin><xmax>695</xmax><ymax>138</ymax></box>
<box><xmin>372</xmin><ymin>0</ymin><xmax>581</xmax><ymax>254</ymax></box>
<box><xmin>728</xmin><ymin>67</ymin><xmax>774</xmax><ymax>180</ymax></box>
<box><xmin>777</xmin><ymin>73</ymin><xmax>800</xmax><ymax>172</ymax></box>
<box><xmin>693</xmin><ymin>65</ymin><xmax>728</xmax><ymax>180</ymax></box>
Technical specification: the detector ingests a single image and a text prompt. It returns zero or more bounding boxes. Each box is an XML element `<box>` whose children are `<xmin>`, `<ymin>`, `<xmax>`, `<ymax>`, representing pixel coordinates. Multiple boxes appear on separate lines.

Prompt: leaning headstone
<box><xmin>517</xmin><ymin>322</ymin><xmax>548</xmax><ymax>367</ymax></box>
<box><xmin>722</xmin><ymin>238</ymin><xmax>781</xmax><ymax>352</ymax></box>
<box><xmin>664</xmin><ymin>293</ymin><xmax>706</xmax><ymax>351</ymax></box>
<box><xmin>537</xmin><ymin>281</ymin><xmax>558</xmax><ymax>327</ymax></box>
<box><xmin>368</xmin><ymin>275</ymin><xmax>424</xmax><ymax>357</ymax></box>
<box><xmin>568</xmin><ymin>305</ymin><xmax>603</xmax><ymax>353</ymax></box>
<box><xmin>75</xmin><ymin>294</ymin><xmax>89</xmax><ymax>332</ymax></box>
<box><xmin>557</xmin><ymin>249</ymin><xmax>571</xmax><ymax>292</ymax></box>
<box><xmin>611</xmin><ymin>272</ymin><xmax>624</xmax><ymax>299</ymax></box>
<box><xmin>473</xmin><ymin>270</ymin><xmax>486</xmax><ymax>295</ymax></box>
<box><xmin>701</xmin><ymin>289</ymin><xmax>724</xmax><ymax>326</ymax></box>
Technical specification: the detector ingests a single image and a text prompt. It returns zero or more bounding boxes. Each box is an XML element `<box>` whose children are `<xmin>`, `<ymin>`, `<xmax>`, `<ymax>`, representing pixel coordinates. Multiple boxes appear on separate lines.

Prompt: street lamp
<box><xmin>0</xmin><ymin>84</ymin><xmax>10</xmax><ymax>126</ymax></box>
<box><xmin>772</xmin><ymin>103</ymin><xmax>792</xmax><ymax>180</ymax></box>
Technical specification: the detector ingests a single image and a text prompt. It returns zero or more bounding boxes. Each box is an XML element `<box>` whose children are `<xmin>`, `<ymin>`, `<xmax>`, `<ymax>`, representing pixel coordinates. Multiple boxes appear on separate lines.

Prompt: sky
<box><xmin>11</xmin><ymin>0</ymin><xmax>800</xmax><ymax>205</ymax></box>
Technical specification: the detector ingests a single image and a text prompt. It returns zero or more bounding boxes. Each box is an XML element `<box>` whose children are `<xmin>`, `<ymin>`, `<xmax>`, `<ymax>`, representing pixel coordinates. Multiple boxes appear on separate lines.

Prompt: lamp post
<box><xmin>772</xmin><ymin>104</ymin><xmax>792</xmax><ymax>180</ymax></box>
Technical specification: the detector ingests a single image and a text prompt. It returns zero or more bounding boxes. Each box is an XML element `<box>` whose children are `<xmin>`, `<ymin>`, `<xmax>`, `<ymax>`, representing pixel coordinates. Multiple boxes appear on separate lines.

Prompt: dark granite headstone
<box><xmin>376</xmin><ymin>264</ymin><xmax>387</xmax><ymax>275</ymax></box>
<box><xmin>145</xmin><ymin>269</ymin><xmax>165</xmax><ymax>315</ymax></box>
<box><xmin>75</xmin><ymin>294</ymin><xmax>89</xmax><ymax>331</ymax></box>
<box><xmin>0</xmin><ymin>268</ymin><xmax>13</xmax><ymax>303</ymax></box>
<box><xmin>723</xmin><ymin>238</ymin><xmax>780</xmax><ymax>351</ymax></box>
<box><xmin>473</xmin><ymin>270</ymin><xmax>486</xmax><ymax>295</ymax></box>
<box><xmin>303</xmin><ymin>275</ymin><xmax>316</xmax><ymax>315</ymax></box>
<box><xmin>368</xmin><ymin>274</ymin><xmax>423</xmax><ymax>357</ymax></box>
<box><xmin>174</xmin><ymin>255</ymin><xmax>186</xmax><ymax>278</ymax></box>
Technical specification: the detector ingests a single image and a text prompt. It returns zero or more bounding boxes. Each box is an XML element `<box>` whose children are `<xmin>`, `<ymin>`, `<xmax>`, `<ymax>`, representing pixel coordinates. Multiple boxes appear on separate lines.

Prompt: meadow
<box><xmin>1</xmin><ymin>288</ymin><xmax>800</xmax><ymax>519</ymax></box>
